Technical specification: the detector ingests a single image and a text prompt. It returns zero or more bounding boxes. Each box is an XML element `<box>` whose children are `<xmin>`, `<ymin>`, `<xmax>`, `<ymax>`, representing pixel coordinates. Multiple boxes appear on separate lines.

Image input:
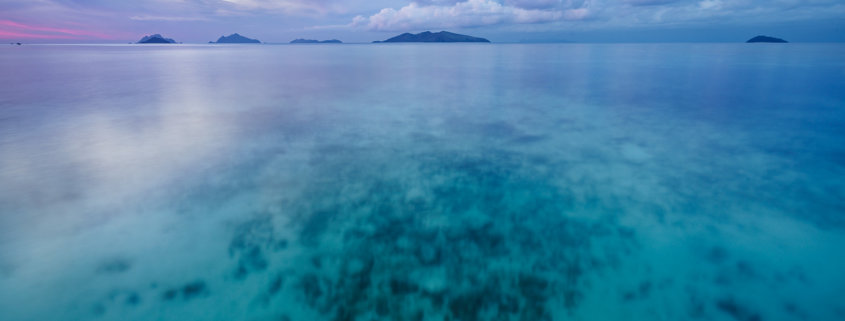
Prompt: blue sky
<box><xmin>1</xmin><ymin>0</ymin><xmax>843</xmax><ymax>43</ymax></box>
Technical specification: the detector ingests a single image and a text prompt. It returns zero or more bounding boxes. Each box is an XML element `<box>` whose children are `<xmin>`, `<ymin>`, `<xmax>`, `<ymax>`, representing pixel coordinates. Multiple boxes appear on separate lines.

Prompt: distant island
<box><xmin>374</xmin><ymin>31</ymin><xmax>490</xmax><ymax>43</ymax></box>
<box><xmin>746</xmin><ymin>35</ymin><xmax>788</xmax><ymax>43</ymax></box>
<box><xmin>290</xmin><ymin>39</ymin><xmax>342</xmax><ymax>44</ymax></box>
<box><xmin>210</xmin><ymin>33</ymin><xmax>261</xmax><ymax>44</ymax></box>
<box><xmin>137</xmin><ymin>34</ymin><xmax>176</xmax><ymax>44</ymax></box>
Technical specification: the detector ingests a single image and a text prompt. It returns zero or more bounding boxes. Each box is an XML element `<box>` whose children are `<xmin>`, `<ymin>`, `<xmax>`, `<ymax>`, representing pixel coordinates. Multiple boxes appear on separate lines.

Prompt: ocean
<box><xmin>0</xmin><ymin>43</ymin><xmax>844</xmax><ymax>321</ymax></box>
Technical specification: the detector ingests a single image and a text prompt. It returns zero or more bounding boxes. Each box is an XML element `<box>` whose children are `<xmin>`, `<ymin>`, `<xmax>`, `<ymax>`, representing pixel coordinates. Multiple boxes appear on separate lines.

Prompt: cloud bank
<box><xmin>1</xmin><ymin>0</ymin><xmax>844</xmax><ymax>42</ymax></box>
<box><xmin>352</xmin><ymin>0</ymin><xmax>592</xmax><ymax>31</ymax></box>
<box><xmin>348</xmin><ymin>0</ymin><xmax>845</xmax><ymax>32</ymax></box>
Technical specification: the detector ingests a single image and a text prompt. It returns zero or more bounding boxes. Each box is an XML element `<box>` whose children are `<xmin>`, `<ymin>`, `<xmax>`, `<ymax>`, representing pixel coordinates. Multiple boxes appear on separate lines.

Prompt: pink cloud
<box><xmin>0</xmin><ymin>30</ymin><xmax>77</xmax><ymax>40</ymax></box>
<box><xmin>0</xmin><ymin>20</ymin><xmax>118</xmax><ymax>40</ymax></box>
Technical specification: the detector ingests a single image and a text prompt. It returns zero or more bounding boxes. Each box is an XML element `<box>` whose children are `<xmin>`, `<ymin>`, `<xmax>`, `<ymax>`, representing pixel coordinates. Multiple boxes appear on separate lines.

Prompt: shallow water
<box><xmin>1</xmin><ymin>43</ymin><xmax>844</xmax><ymax>321</ymax></box>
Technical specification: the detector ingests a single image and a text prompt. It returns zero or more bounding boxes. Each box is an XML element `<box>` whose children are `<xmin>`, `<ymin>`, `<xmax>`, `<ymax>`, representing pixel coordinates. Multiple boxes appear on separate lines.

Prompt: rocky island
<box><xmin>746</xmin><ymin>35</ymin><xmax>788</xmax><ymax>43</ymax></box>
<box><xmin>374</xmin><ymin>31</ymin><xmax>490</xmax><ymax>43</ymax></box>
<box><xmin>290</xmin><ymin>39</ymin><xmax>342</xmax><ymax>44</ymax></box>
<box><xmin>137</xmin><ymin>34</ymin><xmax>176</xmax><ymax>44</ymax></box>
<box><xmin>211</xmin><ymin>33</ymin><xmax>261</xmax><ymax>44</ymax></box>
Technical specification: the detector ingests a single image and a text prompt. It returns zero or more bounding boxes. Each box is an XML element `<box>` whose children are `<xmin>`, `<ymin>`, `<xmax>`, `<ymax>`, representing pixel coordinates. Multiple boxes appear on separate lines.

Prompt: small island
<box><xmin>374</xmin><ymin>31</ymin><xmax>490</xmax><ymax>43</ymax></box>
<box><xmin>290</xmin><ymin>39</ymin><xmax>343</xmax><ymax>44</ymax></box>
<box><xmin>211</xmin><ymin>33</ymin><xmax>261</xmax><ymax>44</ymax></box>
<box><xmin>137</xmin><ymin>34</ymin><xmax>176</xmax><ymax>44</ymax></box>
<box><xmin>746</xmin><ymin>35</ymin><xmax>788</xmax><ymax>43</ymax></box>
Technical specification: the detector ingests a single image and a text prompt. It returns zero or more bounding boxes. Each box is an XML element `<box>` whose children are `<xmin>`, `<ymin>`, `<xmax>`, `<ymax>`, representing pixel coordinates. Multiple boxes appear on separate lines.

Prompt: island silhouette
<box><xmin>137</xmin><ymin>34</ymin><xmax>176</xmax><ymax>44</ymax></box>
<box><xmin>126</xmin><ymin>32</ymin><xmax>799</xmax><ymax>45</ymax></box>
<box><xmin>211</xmin><ymin>33</ymin><xmax>261</xmax><ymax>44</ymax></box>
<box><xmin>746</xmin><ymin>35</ymin><xmax>788</xmax><ymax>43</ymax></box>
<box><xmin>374</xmin><ymin>31</ymin><xmax>490</xmax><ymax>43</ymax></box>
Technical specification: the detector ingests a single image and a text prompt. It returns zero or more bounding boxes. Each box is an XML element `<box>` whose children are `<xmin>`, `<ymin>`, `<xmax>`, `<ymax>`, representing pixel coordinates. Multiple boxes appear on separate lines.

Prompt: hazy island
<box><xmin>211</xmin><ymin>33</ymin><xmax>261</xmax><ymax>44</ymax></box>
<box><xmin>137</xmin><ymin>34</ymin><xmax>176</xmax><ymax>44</ymax></box>
<box><xmin>374</xmin><ymin>31</ymin><xmax>490</xmax><ymax>43</ymax></box>
<box><xmin>746</xmin><ymin>35</ymin><xmax>788</xmax><ymax>43</ymax></box>
<box><xmin>290</xmin><ymin>39</ymin><xmax>343</xmax><ymax>44</ymax></box>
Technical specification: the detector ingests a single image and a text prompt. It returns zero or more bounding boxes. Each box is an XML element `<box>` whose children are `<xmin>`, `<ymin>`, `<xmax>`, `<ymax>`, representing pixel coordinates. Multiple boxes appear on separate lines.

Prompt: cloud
<box><xmin>505</xmin><ymin>0</ymin><xmax>574</xmax><ymax>10</ymax></box>
<box><xmin>343</xmin><ymin>0</ymin><xmax>845</xmax><ymax>34</ymax></box>
<box><xmin>0</xmin><ymin>30</ymin><xmax>77</xmax><ymax>40</ymax></box>
<box><xmin>351</xmin><ymin>0</ymin><xmax>592</xmax><ymax>31</ymax></box>
<box><xmin>623</xmin><ymin>0</ymin><xmax>682</xmax><ymax>6</ymax></box>
<box><xmin>129</xmin><ymin>15</ymin><xmax>211</xmax><ymax>22</ymax></box>
<box><xmin>217</xmin><ymin>0</ymin><xmax>340</xmax><ymax>14</ymax></box>
<box><xmin>698</xmin><ymin>0</ymin><xmax>722</xmax><ymax>10</ymax></box>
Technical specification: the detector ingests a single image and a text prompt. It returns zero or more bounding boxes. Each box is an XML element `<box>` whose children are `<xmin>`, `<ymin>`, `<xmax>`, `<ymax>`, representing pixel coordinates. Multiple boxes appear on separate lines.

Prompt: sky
<box><xmin>1</xmin><ymin>0</ymin><xmax>843</xmax><ymax>43</ymax></box>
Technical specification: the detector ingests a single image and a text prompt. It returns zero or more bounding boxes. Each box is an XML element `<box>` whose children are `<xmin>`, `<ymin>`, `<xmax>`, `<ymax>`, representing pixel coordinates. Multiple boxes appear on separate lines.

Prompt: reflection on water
<box><xmin>1</xmin><ymin>44</ymin><xmax>844</xmax><ymax>321</ymax></box>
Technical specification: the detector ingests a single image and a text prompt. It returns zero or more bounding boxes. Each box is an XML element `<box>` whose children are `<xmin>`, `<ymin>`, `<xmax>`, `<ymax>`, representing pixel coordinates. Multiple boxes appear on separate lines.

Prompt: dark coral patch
<box><xmin>182</xmin><ymin>281</ymin><xmax>208</xmax><ymax>299</ymax></box>
<box><xmin>518</xmin><ymin>274</ymin><xmax>549</xmax><ymax>301</ymax></box>
<box><xmin>299</xmin><ymin>274</ymin><xmax>325</xmax><ymax>307</ymax></box>
<box><xmin>448</xmin><ymin>291</ymin><xmax>488</xmax><ymax>321</ymax></box>
<box><xmin>96</xmin><ymin>258</ymin><xmax>131</xmax><ymax>274</ymax></box>
<box><xmin>229</xmin><ymin>217</ymin><xmax>286</xmax><ymax>279</ymax></box>
<box><xmin>716</xmin><ymin>298</ymin><xmax>762</xmax><ymax>321</ymax></box>
<box><xmin>265</xmin><ymin>151</ymin><xmax>638</xmax><ymax>321</ymax></box>
<box><xmin>162</xmin><ymin>280</ymin><xmax>208</xmax><ymax>301</ymax></box>
<box><xmin>707</xmin><ymin>246</ymin><xmax>729</xmax><ymax>264</ymax></box>
<box><xmin>162</xmin><ymin>289</ymin><xmax>178</xmax><ymax>301</ymax></box>
<box><xmin>125</xmin><ymin>292</ymin><xmax>141</xmax><ymax>306</ymax></box>
<box><xmin>390</xmin><ymin>278</ymin><xmax>419</xmax><ymax>295</ymax></box>
<box><xmin>268</xmin><ymin>274</ymin><xmax>285</xmax><ymax>297</ymax></box>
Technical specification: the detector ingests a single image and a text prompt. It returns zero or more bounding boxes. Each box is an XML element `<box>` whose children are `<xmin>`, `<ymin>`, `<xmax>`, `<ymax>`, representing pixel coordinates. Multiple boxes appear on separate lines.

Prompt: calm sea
<box><xmin>1</xmin><ymin>43</ymin><xmax>844</xmax><ymax>321</ymax></box>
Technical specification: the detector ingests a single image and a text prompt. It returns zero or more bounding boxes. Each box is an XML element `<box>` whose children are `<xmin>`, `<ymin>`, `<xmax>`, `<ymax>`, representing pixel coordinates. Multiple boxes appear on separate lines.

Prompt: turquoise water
<box><xmin>1</xmin><ymin>43</ymin><xmax>844</xmax><ymax>321</ymax></box>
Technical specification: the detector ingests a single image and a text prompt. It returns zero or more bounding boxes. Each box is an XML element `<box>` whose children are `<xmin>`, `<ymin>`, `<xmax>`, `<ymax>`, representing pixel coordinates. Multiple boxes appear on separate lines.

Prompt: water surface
<box><xmin>1</xmin><ymin>43</ymin><xmax>844</xmax><ymax>321</ymax></box>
